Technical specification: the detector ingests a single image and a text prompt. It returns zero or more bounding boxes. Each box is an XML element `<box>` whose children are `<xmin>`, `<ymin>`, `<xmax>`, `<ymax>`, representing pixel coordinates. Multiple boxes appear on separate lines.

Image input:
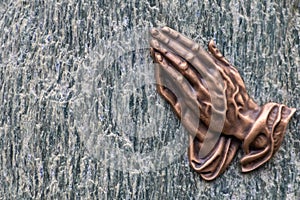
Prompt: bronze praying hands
<box><xmin>149</xmin><ymin>26</ymin><xmax>296</xmax><ymax>181</ymax></box>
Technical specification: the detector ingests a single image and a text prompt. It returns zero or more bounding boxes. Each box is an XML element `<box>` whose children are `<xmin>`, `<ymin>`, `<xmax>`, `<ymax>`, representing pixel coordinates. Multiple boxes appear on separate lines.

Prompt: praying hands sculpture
<box><xmin>149</xmin><ymin>26</ymin><xmax>296</xmax><ymax>181</ymax></box>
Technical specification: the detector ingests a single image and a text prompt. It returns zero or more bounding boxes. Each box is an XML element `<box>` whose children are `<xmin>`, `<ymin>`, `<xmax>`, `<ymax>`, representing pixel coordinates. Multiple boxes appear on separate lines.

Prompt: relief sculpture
<box><xmin>149</xmin><ymin>26</ymin><xmax>296</xmax><ymax>181</ymax></box>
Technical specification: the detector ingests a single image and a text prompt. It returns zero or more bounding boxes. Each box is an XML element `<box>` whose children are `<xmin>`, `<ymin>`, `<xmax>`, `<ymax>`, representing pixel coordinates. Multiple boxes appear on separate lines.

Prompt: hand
<box><xmin>150</xmin><ymin>26</ymin><xmax>296</xmax><ymax>180</ymax></box>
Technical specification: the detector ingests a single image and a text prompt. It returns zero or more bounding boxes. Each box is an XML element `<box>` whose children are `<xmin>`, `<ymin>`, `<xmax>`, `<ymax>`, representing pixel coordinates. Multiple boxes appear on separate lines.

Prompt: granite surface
<box><xmin>0</xmin><ymin>0</ymin><xmax>299</xmax><ymax>199</ymax></box>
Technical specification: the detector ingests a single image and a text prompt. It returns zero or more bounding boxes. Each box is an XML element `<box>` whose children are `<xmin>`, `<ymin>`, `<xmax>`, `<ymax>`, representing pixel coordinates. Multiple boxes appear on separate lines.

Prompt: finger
<box><xmin>160</xmin><ymin>26</ymin><xmax>201</xmax><ymax>51</ymax></box>
<box><xmin>153</xmin><ymin>50</ymin><xmax>202</xmax><ymax>116</ymax></box>
<box><xmin>151</xmin><ymin>27</ymin><xmax>219</xmax><ymax>83</ymax></box>
<box><xmin>154</xmin><ymin>52</ymin><xmax>181</xmax><ymax>116</ymax></box>
<box><xmin>153</xmin><ymin>46</ymin><xmax>213</xmax><ymax>115</ymax></box>
<box><xmin>154</xmin><ymin>49</ymin><xmax>217</xmax><ymax>129</ymax></box>
<box><xmin>206</xmin><ymin>40</ymin><xmax>251</xmax><ymax>115</ymax></box>
<box><xmin>151</xmin><ymin>40</ymin><xmax>209</xmax><ymax>97</ymax></box>
<box><xmin>153</xmin><ymin>52</ymin><xmax>185</xmax><ymax>118</ymax></box>
<box><xmin>208</xmin><ymin>40</ymin><xmax>231</xmax><ymax>66</ymax></box>
<box><xmin>207</xmin><ymin>40</ymin><xmax>251</xmax><ymax>99</ymax></box>
<box><xmin>206</xmin><ymin>40</ymin><xmax>251</xmax><ymax>116</ymax></box>
<box><xmin>150</xmin><ymin>47</ymin><xmax>155</xmax><ymax>60</ymax></box>
<box><xmin>155</xmin><ymin>58</ymin><xmax>206</xmax><ymax>142</ymax></box>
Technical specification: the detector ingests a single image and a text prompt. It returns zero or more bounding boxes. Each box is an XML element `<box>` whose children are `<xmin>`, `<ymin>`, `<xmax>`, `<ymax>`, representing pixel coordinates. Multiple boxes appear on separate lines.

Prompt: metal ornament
<box><xmin>149</xmin><ymin>26</ymin><xmax>296</xmax><ymax>181</ymax></box>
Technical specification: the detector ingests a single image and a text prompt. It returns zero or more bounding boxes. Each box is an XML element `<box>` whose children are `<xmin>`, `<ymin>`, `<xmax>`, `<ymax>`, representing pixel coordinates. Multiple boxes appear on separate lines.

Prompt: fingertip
<box><xmin>161</xmin><ymin>26</ymin><xmax>180</xmax><ymax>39</ymax></box>
<box><xmin>191</xmin><ymin>43</ymin><xmax>200</xmax><ymax>52</ymax></box>
<box><xmin>208</xmin><ymin>40</ymin><xmax>218</xmax><ymax>54</ymax></box>
<box><xmin>161</xmin><ymin>26</ymin><xmax>170</xmax><ymax>33</ymax></box>
<box><xmin>185</xmin><ymin>53</ymin><xmax>195</xmax><ymax>62</ymax></box>
<box><xmin>150</xmin><ymin>47</ymin><xmax>155</xmax><ymax>59</ymax></box>
<box><xmin>179</xmin><ymin>62</ymin><xmax>189</xmax><ymax>71</ymax></box>
<box><xmin>150</xmin><ymin>39</ymin><xmax>160</xmax><ymax>49</ymax></box>
<box><xmin>154</xmin><ymin>51</ymin><xmax>163</xmax><ymax>62</ymax></box>
<box><xmin>150</xmin><ymin>27</ymin><xmax>160</xmax><ymax>37</ymax></box>
<box><xmin>208</xmin><ymin>40</ymin><xmax>216</xmax><ymax>48</ymax></box>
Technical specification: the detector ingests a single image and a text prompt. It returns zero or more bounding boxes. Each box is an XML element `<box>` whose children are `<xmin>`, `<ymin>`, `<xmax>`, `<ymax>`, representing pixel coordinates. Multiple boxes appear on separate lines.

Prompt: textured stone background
<box><xmin>0</xmin><ymin>0</ymin><xmax>299</xmax><ymax>199</ymax></box>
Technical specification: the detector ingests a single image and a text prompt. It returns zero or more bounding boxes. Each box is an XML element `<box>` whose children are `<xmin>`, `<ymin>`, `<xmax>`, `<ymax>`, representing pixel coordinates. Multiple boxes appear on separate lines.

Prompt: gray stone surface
<box><xmin>0</xmin><ymin>0</ymin><xmax>299</xmax><ymax>199</ymax></box>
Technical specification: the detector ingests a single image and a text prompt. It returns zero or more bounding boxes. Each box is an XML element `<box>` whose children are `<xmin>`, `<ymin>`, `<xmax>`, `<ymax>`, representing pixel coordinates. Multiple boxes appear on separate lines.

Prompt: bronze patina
<box><xmin>149</xmin><ymin>26</ymin><xmax>296</xmax><ymax>181</ymax></box>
